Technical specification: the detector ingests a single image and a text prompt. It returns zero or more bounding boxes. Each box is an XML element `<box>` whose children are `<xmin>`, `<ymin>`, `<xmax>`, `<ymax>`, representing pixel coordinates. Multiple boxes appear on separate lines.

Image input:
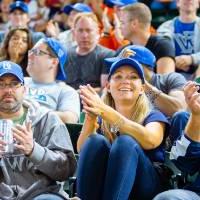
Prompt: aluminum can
<box><xmin>0</xmin><ymin>119</ymin><xmax>14</xmax><ymax>154</ymax></box>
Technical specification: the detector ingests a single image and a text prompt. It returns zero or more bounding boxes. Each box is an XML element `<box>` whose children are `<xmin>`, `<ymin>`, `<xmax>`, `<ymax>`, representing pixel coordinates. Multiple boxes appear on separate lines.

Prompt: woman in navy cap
<box><xmin>76</xmin><ymin>57</ymin><xmax>169</xmax><ymax>200</ymax></box>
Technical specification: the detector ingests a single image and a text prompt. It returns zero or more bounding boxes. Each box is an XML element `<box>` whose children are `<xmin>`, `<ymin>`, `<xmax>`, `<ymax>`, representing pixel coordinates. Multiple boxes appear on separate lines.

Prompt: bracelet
<box><xmin>146</xmin><ymin>89</ymin><xmax>162</xmax><ymax>104</ymax></box>
<box><xmin>110</xmin><ymin>117</ymin><xmax>124</xmax><ymax>135</ymax></box>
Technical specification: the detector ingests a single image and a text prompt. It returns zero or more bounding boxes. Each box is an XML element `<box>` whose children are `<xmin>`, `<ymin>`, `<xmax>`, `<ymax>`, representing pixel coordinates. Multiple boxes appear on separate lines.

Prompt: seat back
<box><xmin>66</xmin><ymin>123</ymin><xmax>83</xmax><ymax>154</ymax></box>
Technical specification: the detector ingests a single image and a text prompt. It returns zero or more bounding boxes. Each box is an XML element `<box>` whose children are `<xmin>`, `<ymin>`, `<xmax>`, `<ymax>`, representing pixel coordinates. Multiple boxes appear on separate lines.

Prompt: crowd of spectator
<box><xmin>0</xmin><ymin>0</ymin><xmax>200</xmax><ymax>200</ymax></box>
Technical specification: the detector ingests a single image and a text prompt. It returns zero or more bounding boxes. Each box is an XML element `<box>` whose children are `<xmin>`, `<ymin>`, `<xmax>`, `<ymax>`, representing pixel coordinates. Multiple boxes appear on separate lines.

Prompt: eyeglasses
<box><xmin>28</xmin><ymin>48</ymin><xmax>52</xmax><ymax>57</ymax></box>
<box><xmin>0</xmin><ymin>81</ymin><xmax>23</xmax><ymax>89</ymax></box>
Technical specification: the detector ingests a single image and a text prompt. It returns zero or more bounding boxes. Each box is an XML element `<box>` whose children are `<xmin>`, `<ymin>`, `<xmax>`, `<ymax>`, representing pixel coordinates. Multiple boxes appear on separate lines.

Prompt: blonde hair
<box><xmin>73</xmin><ymin>12</ymin><xmax>100</xmax><ymax>30</ymax></box>
<box><xmin>122</xmin><ymin>3</ymin><xmax>152</xmax><ymax>28</ymax></box>
<box><xmin>101</xmin><ymin>88</ymin><xmax>151</xmax><ymax>142</ymax></box>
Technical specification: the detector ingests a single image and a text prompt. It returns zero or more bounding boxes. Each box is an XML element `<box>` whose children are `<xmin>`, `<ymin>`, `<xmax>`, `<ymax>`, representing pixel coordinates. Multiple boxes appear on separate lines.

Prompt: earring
<box><xmin>139</xmin><ymin>93</ymin><xmax>143</xmax><ymax>96</ymax></box>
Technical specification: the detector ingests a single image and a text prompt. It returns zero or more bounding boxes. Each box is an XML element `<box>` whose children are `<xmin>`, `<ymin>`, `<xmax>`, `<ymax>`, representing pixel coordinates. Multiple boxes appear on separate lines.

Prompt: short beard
<box><xmin>0</xmin><ymin>102</ymin><xmax>22</xmax><ymax>114</ymax></box>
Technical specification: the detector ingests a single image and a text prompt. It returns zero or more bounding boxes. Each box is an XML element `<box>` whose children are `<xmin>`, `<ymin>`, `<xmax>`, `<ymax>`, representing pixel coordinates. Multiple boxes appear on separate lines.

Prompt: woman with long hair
<box><xmin>0</xmin><ymin>27</ymin><xmax>33</xmax><ymax>76</ymax></box>
<box><xmin>77</xmin><ymin>57</ymin><xmax>169</xmax><ymax>200</ymax></box>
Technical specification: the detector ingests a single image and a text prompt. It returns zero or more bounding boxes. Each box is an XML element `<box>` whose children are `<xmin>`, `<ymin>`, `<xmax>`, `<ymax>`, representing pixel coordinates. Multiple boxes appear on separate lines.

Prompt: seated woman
<box><xmin>0</xmin><ymin>27</ymin><xmax>33</xmax><ymax>76</ymax></box>
<box><xmin>76</xmin><ymin>57</ymin><xmax>169</xmax><ymax>200</ymax></box>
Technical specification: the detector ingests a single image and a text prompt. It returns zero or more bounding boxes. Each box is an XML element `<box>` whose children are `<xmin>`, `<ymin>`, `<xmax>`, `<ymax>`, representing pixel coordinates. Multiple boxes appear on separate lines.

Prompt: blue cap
<box><xmin>43</xmin><ymin>38</ymin><xmax>67</xmax><ymax>81</ymax></box>
<box><xmin>0</xmin><ymin>61</ymin><xmax>24</xmax><ymax>83</ymax></box>
<box><xmin>63</xmin><ymin>3</ymin><xmax>92</xmax><ymax>15</ymax></box>
<box><xmin>108</xmin><ymin>58</ymin><xmax>145</xmax><ymax>83</ymax></box>
<box><xmin>9</xmin><ymin>1</ymin><xmax>28</xmax><ymax>13</ymax></box>
<box><xmin>105</xmin><ymin>45</ymin><xmax>156</xmax><ymax>69</ymax></box>
<box><xmin>104</xmin><ymin>0</ymin><xmax>137</xmax><ymax>8</ymax></box>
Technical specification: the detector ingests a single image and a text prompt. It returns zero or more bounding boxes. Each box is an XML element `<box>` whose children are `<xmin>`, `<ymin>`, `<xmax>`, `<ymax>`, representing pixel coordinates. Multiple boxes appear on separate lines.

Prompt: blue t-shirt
<box><xmin>174</xmin><ymin>18</ymin><xmax>195</xmax><ymax>56</ymax></box>
<box><xmin>143</xmin><ymin>110</ymin><xmax>169</xmax><ymax>163</ymax></box>
<box><xmin>98</xmin><ymin>110</ymin><xmax>169</xmax><ymax>163</ymax></box>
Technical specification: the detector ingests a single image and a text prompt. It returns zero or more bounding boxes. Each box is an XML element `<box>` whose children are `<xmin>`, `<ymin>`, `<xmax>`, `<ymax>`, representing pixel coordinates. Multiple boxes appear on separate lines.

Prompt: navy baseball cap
<box><xmin>43</xmin><ymin>38</ymin><xmax>67</xmax><ymax>81</ymax></box>
<box><xmin>0</xmin><ymin>61</ymin><xmax>24</xmax><ymax>83</ymax></box>
<box><xmin>108</xmin><ymin>58</ymin><xmax>145</xmax><ymax>83</ymax></box>
<box><xmin>104</xmin><ymin>0</ymin><xmax>137</xmax><ymax>8</ymax></box>
<box><xmin>105</xmin><ymin>45</ymin><xmax>156</xmax><ymax>69</ymax></box>
<box><xmin>9</xmin><ymin>1</ymin><xmax>28</xmax><ymax>13</ymax></box>
<box><xmin>63</xmin><ymin>3</ymin><xmax>92</xmax><ymax>15</ymax></box>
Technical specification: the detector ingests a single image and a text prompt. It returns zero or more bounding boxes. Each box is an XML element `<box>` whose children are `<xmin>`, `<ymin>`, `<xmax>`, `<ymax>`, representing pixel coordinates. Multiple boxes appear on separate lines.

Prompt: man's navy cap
<box><xmin>63</xmin><ymin>3</ymin><xmax>92</xmax><ymax>15</ymax></box>
<box><xmin>104</xmin><ymin>0</ymin><xmax>137</xmax><ymax>8</ymax></box>
<box><xmin>43</xmin><ymin>38</ymin><xmax>67</xmax><ymax>81</ymax></box>
<box><xmin>9</xmin><ymin>1</ymin><xmax>28</xmax><ymax>13</ymax></box>
<box><xmin>105</xmin><ymin>45</ymin><xmax>156</xmax><ymax>69</ymax></box>
<box><xmin>108</xmin><ymin>58</ymin><xmax>145</xmax><ymax>83</ymax></box>
<box><xmin>0</xmin><ymin>61</ymin><xmax>24</xmax><ymax>83</ymax></box>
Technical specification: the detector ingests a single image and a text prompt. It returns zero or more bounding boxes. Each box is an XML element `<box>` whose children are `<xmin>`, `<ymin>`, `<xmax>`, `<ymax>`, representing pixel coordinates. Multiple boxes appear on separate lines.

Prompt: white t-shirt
<box><xmin>25</xmin><ymin>78</ymin><xmax>80</xmax><ymax>119</ymax></box>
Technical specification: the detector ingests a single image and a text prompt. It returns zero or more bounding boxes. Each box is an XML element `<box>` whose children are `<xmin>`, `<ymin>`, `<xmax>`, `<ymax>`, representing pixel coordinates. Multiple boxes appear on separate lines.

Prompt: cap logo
<box><xmin>2</xmin><ymin>61</ymin><xmax>11</xmax><ymax>70</ymax></box>
<box><xmin>16</xmin><ymin>2</ymin><xmax>20</xmax><ymax>6</ymax></box>
<box><xmin>58</xmin><ymin>49</ymin><xmax>64</xmax><ymax>58</ymax></box>
<box><xmin>120</xmin><ymin>49</ymin><xmax>136</xmax><ymax>58</ymax></box>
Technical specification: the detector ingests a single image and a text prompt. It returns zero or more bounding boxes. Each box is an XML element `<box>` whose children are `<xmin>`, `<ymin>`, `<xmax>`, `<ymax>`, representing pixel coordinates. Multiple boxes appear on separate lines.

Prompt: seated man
<box><xmin>26</xmin><ymin>37</ymin><xmax>80</xmax><ymax>124</ymax></box>
<box><xmin>46</xmin><ymin>3</ymin><xmax>92</xmax><ymax>48</ymax></box>
<box><xmin>119</xmin><ymin>2</ymin><xmax>176</xmax><ymax>74</ymax></box>
<box><xmin>0</xmin><ymin>61</ymin><xmax>76</xmax><ymax>200</ymax></box>
<box><xmin>65</xmin><ymin>12</ymin><xmax>115</xmax><ymax>92</ymax></box>
<box><xmin>157</xmin><ymin>0</ymin><xmax>200</xmax><ymax>80</ymax></box>
<box><xmin>153</xmin><ymin>81</ymin><xmax>200</xmax><ymax>200</ymax></box>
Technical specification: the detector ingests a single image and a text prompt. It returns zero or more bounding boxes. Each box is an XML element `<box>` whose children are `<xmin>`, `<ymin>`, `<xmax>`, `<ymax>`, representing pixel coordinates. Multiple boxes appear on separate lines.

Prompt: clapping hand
<box><xmin>79</xmin><ymin>84</ymin><xmax>106</xmax><ymax>116</ymax></box>
<box><xmin>175</xmin><ymin>55</ymin><xmax>193</xmax><ymax>72</ymax></box>
<box><xmin>46</xmin><ymin>20</ymin><xmax>60</xmax><ymax>38</ymax></box>
<box><xmin>184</xmin><ymin>81</ymin><xmax>200</xmax><ymax>115</ymax></box>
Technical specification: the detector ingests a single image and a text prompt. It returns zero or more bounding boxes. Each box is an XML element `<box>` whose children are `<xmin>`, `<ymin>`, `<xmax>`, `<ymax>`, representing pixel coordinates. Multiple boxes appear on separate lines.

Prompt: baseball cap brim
<box><xmin>45</xmin><ymin>38</ymin><xmax>67</xmax><ymax>81</ymax></box>
<box><xmin>104</xmin><ymin>57</ymin><xmax>120</xmax><ymax>69</ymax></box>
<box><xmin>63</xmin><ymin>3</ymin><xmax>92</xmax><ymax>15</ymax></box>
<box><xmin>9</xmin><ymin>2</ymin><xmax>28</xmax><ymax>13</ymax></box>
<box><xmin>10</xmin><ymin>7</ymin><xmax>28</xmax><ymax>13</ymax></box>
<box><xmin>104</xmin><ymin>0</ymin><xmax>124</xmax><ymax>7</ymax></box>
<box><xmin>105</xmin><ymin>45</ymin><xmax>156</xmax><ymax>69</ymax></box>
<box><xmin>104</xmin><ymin>0</ymin><xmax>137</xmax><ymax>7</ymax></box>
<box><xmin>0</xmin><ymin>61</ymin><xmax>24</xmax><ymax>83</ymax></box>
<box><xmin>0</xmin><ymin>71</ymin><xmax>24</xmax><ymax>83</ymax></box>
<box><xmin>63</xmin><ymin>4</ymin><xmax>73</xmax><ymax>14</ymax></box>
<box><xmin>108</xmin><ymin>58</ymin><xmax>145</xmax><ymax>83</ymax></box>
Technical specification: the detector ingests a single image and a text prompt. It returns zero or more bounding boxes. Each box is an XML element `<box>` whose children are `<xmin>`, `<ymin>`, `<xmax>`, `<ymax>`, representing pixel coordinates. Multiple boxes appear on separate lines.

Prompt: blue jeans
<box><xmin>76</xmin><ymin>134</ymin><xmax>163</xmax><ymax>200</ymax></box>
<box><xmin>168</xmin><ymin>111</ymin><xmax>190</xmax><ymax>148</ymax></box>
<box><xmin>33</xmin><ymin>194</ymin><xmax>66</xmax><ymax>200</ymax></box>
<box><xmin>153</xmin><ymin>189</ymin><xmax>200</xmax><ymax>200</ymax></box>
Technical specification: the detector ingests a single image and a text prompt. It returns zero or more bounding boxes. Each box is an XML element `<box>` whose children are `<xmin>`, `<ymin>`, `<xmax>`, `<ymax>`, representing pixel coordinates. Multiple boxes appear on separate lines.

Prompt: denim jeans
<box><xmin>153</xmin><ymin>189</ymin><xmax>200</xmax><ymax>200</ymax></box>
<box><xmin>168</xmin><ymin>111</ymin><xmax>190</xmax><ymax>148</ymax></box>
<box><xmin>76</xmin><ymin>134</ymin><xmax>163</xmax><ymax>200</ymax></box>
<box><xmin>33</xmin><ymin>193</ymin><xmax>66</xmax><ymax>200</ymax></box>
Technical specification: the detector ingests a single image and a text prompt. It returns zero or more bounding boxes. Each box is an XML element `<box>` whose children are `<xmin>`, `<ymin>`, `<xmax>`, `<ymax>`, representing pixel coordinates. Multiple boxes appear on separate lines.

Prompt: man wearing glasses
<box><xmin>25</xmin><ymin>37</ymin><xmax>80</xmax><ymax>124</ymax></box>
<box><xmin>0</xmin><ymin>60</ymin><xmax>76</xmax><ymax>200</ymax></box>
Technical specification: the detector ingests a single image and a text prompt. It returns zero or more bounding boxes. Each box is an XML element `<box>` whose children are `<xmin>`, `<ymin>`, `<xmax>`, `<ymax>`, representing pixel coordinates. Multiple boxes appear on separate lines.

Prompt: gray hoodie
<box><xmin>0</xmin><ymin>99</ymin><xmax>76</xmax><ymax>200</ymax></box>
